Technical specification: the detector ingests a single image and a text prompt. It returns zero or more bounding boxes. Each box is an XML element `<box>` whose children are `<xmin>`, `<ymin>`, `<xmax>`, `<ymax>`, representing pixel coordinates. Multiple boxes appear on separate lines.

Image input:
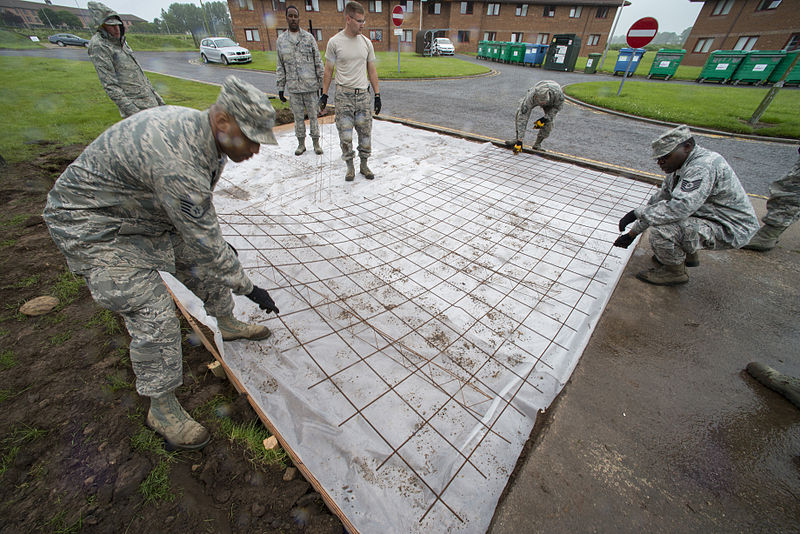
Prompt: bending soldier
<box><xmin>513</xmin><ymin>80</ymin><xmax>564</xmax><ymax>152</ymax></box>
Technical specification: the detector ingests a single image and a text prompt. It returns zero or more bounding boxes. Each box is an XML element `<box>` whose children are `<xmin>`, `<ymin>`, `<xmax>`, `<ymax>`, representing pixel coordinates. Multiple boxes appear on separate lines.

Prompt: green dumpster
<box><xmin>730</xmin><ymin>50</ymin><xmax>786</xmax><ymax>85</ymax></box>
<box><xmin>697</xmin><ymin>50</ymin><xmax>749</xmax><ymax>83</ymax></box>
<box><xmin>767</xmin><ymin>50</ymin><xmax>800</xmax><ymax>85</ymax></box>
<box><xmin>508</xmin><ymin>42</ymin><xmax>526</xmax><ymax>64</ymax></box>
<box><xmin>499</xmin><ymin>42</ymin><xmax>514</xmax><ymax>63</ymax></box>
<box><xmin>489</xmin><ymin>41</ymin><xmax>502</xmax><ymax>62</ymax></box>
<box><xmin>584</xmin><ymin>52</ymin><xmax>601</xmax><ymax>74</ymax></box>
<box><xmin>477</xmin><ymin>40</ymin><xmax>486</xmax><ymax>58</ymax></box>
<box><xmin>647</xmin><ymin>48</ymin><xmax>686</xmax><ymax>80</ymax></box>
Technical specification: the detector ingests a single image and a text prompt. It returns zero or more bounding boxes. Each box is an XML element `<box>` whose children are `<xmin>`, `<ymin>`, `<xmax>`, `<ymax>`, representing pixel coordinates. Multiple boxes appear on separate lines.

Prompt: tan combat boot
<box><xmin>746</xmin><ymin>362</ymin><xmax>800</xmax><ymax>409</ymax></box>
<box><xmin>217</xmin><ymin>314</ymin><xmax>272</xmax><ymax>341</ymax></box>
<box><xmin>295</xmin><ymin>139</ymin><xmax>306</xmax><ymax>156</ymax></box>
<box><xmin>635</xmin><ymin>262</ymin><xmax>689</xmax><ymax>286</ymax></box>
<box><xmin>312</xmin><ymin>138</ymin><xmax>323</xmax><ymax>155</ymax></box>
<box><xmin>147</xmin><ymin>391</ymin><xmax>210</xmax><ymax>450</ymax></box>
<box><xmin>742</xmin><ymin>224</ymin><xmax>783</xmax><ymax>251</ymax></box>
<box><xmin>360</xmin><ymin>158</ymin><xmax>374</xmax><ymax>180</ymax></box>
<box><xmin>345</xmin><ymin>159</ymin><xmax>355</xmax><ymax>181</ymax></box>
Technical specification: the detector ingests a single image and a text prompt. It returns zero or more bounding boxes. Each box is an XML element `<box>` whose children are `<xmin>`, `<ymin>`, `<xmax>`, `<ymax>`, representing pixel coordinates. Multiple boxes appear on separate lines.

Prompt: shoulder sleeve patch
<box><xmin>680</xmin><ymin>179</ymin><xmax>702</xmax><ymax>192</ymax></box>
<box><xmin>179</xmin><ymin>197</ymin><xmax>211</xmax><ymax>219</ymax></box>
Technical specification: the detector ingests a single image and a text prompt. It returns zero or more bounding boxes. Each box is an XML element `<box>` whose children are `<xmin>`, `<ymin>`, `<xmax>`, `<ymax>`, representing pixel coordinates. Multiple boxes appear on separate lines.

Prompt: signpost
<box><xmin>617</xmin><ymin>17</ymin><xmax>658</xmax><ymax>96</ymax></box>
<box><xmin>392</xmin><ymin>5</ymin><xmax>404</xmax><ymax>73</ymax></box>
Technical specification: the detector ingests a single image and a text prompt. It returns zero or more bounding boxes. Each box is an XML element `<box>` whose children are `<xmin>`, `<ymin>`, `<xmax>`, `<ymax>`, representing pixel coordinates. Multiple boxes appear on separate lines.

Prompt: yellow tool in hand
<box><xmin>533</xmin><ymin>116</ymin><xmax>548</xmax><ymax>129</ymax></box>
<box><xmin>512</xmin><ymin>142</ymin><xmax>522</xmax><ymax>154</ymax></box>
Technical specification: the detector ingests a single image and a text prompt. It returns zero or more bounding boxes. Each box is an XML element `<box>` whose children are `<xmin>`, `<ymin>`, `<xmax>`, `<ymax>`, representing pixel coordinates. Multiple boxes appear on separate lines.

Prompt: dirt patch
<box><xmin>0</xmin><ymin>144</ymin><xmax>342</xmax><ymax>533</ymax></box>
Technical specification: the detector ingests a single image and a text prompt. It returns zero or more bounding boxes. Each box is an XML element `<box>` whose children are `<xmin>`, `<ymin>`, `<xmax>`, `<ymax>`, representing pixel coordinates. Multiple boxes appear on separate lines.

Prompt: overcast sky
<box><xmin>47</xmin><ymin>0</ymin><xmax>703</xmax><ymax>33</ymax></box>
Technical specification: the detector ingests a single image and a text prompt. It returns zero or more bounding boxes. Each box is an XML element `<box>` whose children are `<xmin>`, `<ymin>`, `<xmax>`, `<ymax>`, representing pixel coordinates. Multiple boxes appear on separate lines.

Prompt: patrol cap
<box><xmin>651</xmin><ymin>124</ymin><xmax>692</xmax><ymax>159</ymax></box>
<box><xmin>103</xmin><ymin>17</ymin><xmax>122</xmax><ymax>25</ymax></box>
<box><xmin>216</xmin><ymin>76</ymin><xmax>278</xmax><ymax>145</ymax></box>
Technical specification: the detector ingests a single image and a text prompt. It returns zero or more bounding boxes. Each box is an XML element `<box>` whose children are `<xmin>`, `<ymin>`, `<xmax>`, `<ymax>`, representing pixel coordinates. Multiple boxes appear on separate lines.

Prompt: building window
<box><xmin>246</xmin><ymin>0</ymin><xmax>254</xmax><ymax>9</ymax></box>
<box><xmin>734</xmin><ymin>35</ymin><xmax>758</xmax><ymax>50</ymax></box>
<box><xmin>483</xmin><ymin>31</ymin><xmax>496</xmax><ymax>41</ymax></box>
<box><xmin>537</xmin><ymin>33</ymin><xmax>549</xmax><ymax>44</ymax></box>
<box><xmin>487</xmin><ymin>3</ymin><xmax>499</xmax><ymax>15</ymax></box>
<box><xmin>460</xmin><ymin>2</ymin><xmax>473</xmax><ymax>15</ymax></box>
<box><xmin>305</xmin><ymin>0</ymin><xmax>319</xmax><ymax>11</ymax></box>
<box><xmin>693</xmin><ymin>37</ymin><xmax>714</xmax><ymax>52</ymax></box>
<box><xmin>785</xmin><ymin>33</ymin><xmax>800</xmax><ymax>51</ymax></box>
<box><xmin>244</xmin><ymin>28</ymin><xmax>260</xmax><ymax>41</ymax></box>
<box><xmin>458</xmin><ymin>30</ymin><xmax>470</xmax><ymax>43</ymax></box>
<box><xmin>312</xmin><ymin>29</ymin><xmax>322</xmax><ymax>40</ymax></box>
<box><xmin>400</xmin><ymin>29</ymin><xmax>412</xmax><ymax>41</ymax></box>
<box><xmin>515</xmin><ymin>4</ymin><xmax>527</xmax><ymax>16</ymax></box>
<box><xmin>596</xmin><ymin>6</ymin><xmax>609</xmax><ymax>18</ymax></box>
<box><xmin>237</xmin><ymin>0</ymin><xmax>245</xmax><ymax>7</ymax></box>
<box><xmin>510</xmin><ymin>32</ymin><xmax>523</xmax><ymax>42</ymax></box>
<box><xmin>369</xmin><ymin>29</ymin><xmax>382</xmax><ymax>41</ymax></box>
<box><xmin>428</xmin><ymin>2</ymin><xmax>441</xmax><ymax>14</ymax></box>
<box><xmin>337</xmin><ymin>0</ymin><xmax>344</xmax><ymax>11</ymax></box>
<box><xmin>755</xmin><ymin>0</ymin><xmax>781</xmax><ymax>10</ymax></box>
<box><xmin>588</xmin><ymin>34</ymin><xmax>600</xmax><ymax>46</ymax></box>
<box><xmin>369</xmin><ymin>0</ymin><xmax>382</xmax><ymax>12</ymax></box>
<box><xmin>404</xmin><ymin>0</ymin><xmax>413</xmax><ymax>13</ymax></box>
<box><xmin>569</xmin><ymin>6</ymin><xmax>582</xmax><ymax>18</ymax></box>
<box><xmin>711</xmin><ymin>0</ymin><xmax>734</xmax><ymax>15</ymax></box>
<box><xmin>543</xmin><ymin>5</ymin><xmax>555</xmax><ymax>17</ymax></box>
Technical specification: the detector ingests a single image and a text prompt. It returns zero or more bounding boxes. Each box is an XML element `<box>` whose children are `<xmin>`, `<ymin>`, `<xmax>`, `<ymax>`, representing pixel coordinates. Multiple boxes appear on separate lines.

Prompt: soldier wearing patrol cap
<box><xmin>613</xmin><ymin>124</ymin><xmax>759</xmax><ymax>286</ymax></box>
<box><xmin>44</xmin><ymin>76</ymin><xmax>279</xmax><ymax>450</ymax></box>
<box><xmin>512</xmin><ymin>80</ymin><xmax>564</xmax><ymax>152</ymax></box>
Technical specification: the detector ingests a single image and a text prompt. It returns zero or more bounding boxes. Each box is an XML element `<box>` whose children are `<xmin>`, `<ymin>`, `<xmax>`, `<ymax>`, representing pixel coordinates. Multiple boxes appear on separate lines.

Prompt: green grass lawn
<box><xmin>564</xmin><ymin>81</ymin><xmax>800</xmax><ymax>138</ymax></box>
<box><xmin>0</xmin><ymin>56</ymin><xmax>228</xmax><ymax>163</ymax></box>
<box><xmin>234</xmin><ymin>50</ymin><xmax>490</xmax><ymax>78</ymax></box>
<box><xmin>0</xmin><ymin>28</ymin><xmax>45</xmax><ymax>49</ymax></box>
<box><xmin>0</xmin><ymin>28</ymin><xmax>196</xmax><ymax>51</ymax></box>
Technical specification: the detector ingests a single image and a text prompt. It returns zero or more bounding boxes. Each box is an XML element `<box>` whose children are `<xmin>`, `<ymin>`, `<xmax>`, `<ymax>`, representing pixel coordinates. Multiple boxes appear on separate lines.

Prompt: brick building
<box><xmin>682</xmin><ymin>0</ymin><xmax>800</xmax><ymax>66</ymax></box>
<box><xmin>0</xmin><ymin>0</ymin><xmax>143</xmax><ymax>30</ymax></box>
<box><xmin>227</xmin><ymin>0</ymin><xmax>628</xmax><ymax>55</ymax></box>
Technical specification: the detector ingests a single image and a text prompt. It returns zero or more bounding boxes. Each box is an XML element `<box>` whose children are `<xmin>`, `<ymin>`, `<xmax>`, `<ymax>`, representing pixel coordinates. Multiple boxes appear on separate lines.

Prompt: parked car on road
<box><xmin>48</xmin><ymin>33</ymin><xmax>89</xmax><ymax>47</ymax></box>
<box><xmin>432</xmin><ymin>37</ymin><xmax>455</xmax><ymax>56</ymax></box>
<box><xmin>199</xmin><ymin>37</ymin><xmax>252</xmax><ymax>65</ymax></box>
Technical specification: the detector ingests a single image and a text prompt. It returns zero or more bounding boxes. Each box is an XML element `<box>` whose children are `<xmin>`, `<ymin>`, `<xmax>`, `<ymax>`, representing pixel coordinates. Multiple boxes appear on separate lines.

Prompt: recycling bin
<box><xmin>584</xmin><ymin>52</ymin><xmax>602</xmax><ymax>74</ymax></box>
<box><xmin>477</xmin><ymin>40</ymin><xmax>488</xmax><ymax>59</ymax></box>
<box><xmin>488</xmin><ymin>41</ymin><xmax>501</xmax><ymax>61</ymax></box>
<box><xmin>613</xmin><ymin>47</ymin><xmax>646</xmax><ymax>76</ymax></box>
<box><xmin>499</xmin><ymin>42</ymin><xmax>515</xmax><ymax>63</ymax></box>
<box><xmin>523</xmin><ymin>44</ymin><xmax>548</xmax><ymax>67</ymax></box>
<box><xmin>696</xmin><ymin>50</ymin><xmax>749</xmax><ymax>83</ymax></box>
<box><xmin>647</xmin><ymin>48</ymin><xmax>686</xmax><ymax>80</ymax></box>
<box><xmin>730</xmin><ymin>50</ymin><xmax>786</xmax><ymax>85</ymax></box>
<box><xmin>543</xmin><ymin>34</ymin><xmax>581</xmax><ymax>72</ymax></box>
<box><xmin>508</xmin><ymin>42</ymin><xmax>526</xmax><ymax>64</ymax></box>
<box><xmin>767</xmin><ymin>50</ymin><xmax>800</xmax><ymax>85</ymax></box>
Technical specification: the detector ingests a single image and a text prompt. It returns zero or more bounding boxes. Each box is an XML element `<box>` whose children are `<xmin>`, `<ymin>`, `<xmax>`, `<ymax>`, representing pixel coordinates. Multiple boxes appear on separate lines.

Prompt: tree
<box><xmin>52</xmin><ymin>10</ymin><xmax>81</xmax><ymax>28</ymax></box>
<box><xmin>158</xmin><ymin>2</ymin><xmax>232</xmax><ymax>37</ymax></box>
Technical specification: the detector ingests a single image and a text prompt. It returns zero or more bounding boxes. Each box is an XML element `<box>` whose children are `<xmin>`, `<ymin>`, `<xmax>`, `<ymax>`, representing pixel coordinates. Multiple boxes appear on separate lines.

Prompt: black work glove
<box><xmin>227</xmin><ymin>241</ymin><xmax>238</xmax><ymax>256</ymax></box>
<box><xmin>613</xmin><ymin>233</ymin><xmax>635</xmax><ymax>249</ymax></box>
<box><xmin>246</xmin><ymin>286</ymin><xmax>279</xmax><ymax>314</ymax></box>
<box><xmin>374</xmin><ymin>93</ymin><xmax>381</xmax><ymax>115</ymax></box>
<box><xmin>618</xmin><ymin>210</ymin><xmax>637</xmax><ymax>232</ymax></box>
<box><xmin>533</xmin><ymin>116</ymin><xmax>549</xmax><ymax>129</ymax></box>
<box><xmin>319</xmin><ymin>93</ymin><xmax>328</xmax><ymax>112</ymax></box>
<box><xmin>278</xmin><ymin>90</ymin><xmax>286</xmax><ymax>103</ymax></box>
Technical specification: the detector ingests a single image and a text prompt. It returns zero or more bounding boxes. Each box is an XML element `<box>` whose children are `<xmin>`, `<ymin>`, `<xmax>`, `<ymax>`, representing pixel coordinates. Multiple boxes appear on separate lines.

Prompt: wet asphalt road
<box><xmin>4</xmin><ymin>48</ymin><xmax>797</xmax><ymax>196</ymax></box>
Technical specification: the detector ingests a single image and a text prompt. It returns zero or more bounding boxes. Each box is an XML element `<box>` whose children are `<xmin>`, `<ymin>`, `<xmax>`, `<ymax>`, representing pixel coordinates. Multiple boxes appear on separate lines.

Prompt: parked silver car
<box><xmin>48</xmin><ymin>33</ymin><xmax>89</xmax><ymax>47</ymax></box>
<box><xmin>199</xmin><ymin>37</ymin><xmax>252</xmax><ymax>65</ymax></box>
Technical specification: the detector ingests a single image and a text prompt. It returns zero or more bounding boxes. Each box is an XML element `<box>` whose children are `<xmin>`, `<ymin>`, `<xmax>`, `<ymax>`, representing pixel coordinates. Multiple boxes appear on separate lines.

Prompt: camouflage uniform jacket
<box><xmin>276</xmin><ymin>29</ymin><xmax>324</xmax><ymax>94</ymax></box>
<box><xmin>88</xmin><ymin>5</ymin><xmax>164</xmax><ymax>118</ymax></box>
<box><xmin>43</xmin><ymin>106</ymin><xmax>254</xmax><ymax>296</ymax></box>
<box><xmin>630</xmin><ymin>146</ymin><xmax>759</xmax><ymax>248</ymax></box>
<box><xmin>515</xmin><ymin>80</ymin><xmax>564</xmax><ymax>139</ymax></box>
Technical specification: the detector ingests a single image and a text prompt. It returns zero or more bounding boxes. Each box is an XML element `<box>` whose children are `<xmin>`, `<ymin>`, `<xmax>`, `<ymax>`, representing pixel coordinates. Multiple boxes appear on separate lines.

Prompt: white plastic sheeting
<box><xmin>165</xmin><ymin>121</ymin><xmax>655</xmax><ymax>533</ymax></box>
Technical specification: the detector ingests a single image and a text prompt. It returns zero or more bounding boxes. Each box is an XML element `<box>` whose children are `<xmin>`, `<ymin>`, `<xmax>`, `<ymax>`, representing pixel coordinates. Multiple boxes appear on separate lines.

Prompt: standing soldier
<box><xmin>319</xmin><ymin>1</ymin><xmax>382</xmax><ymax>181</ymax></box>
<box><xmin>276</xmin><ymin>5</ymin><xmax>325</xmax><ymax>156</ymax></box>
<box><xmin>87</xmin><ymin>1</ymin><xmax>165</xmax><ymax>118</ymax></box>
<box><xmin>43</xmin><ymin>77</ymin><xmax>280</xmax><ymax>450</ymax></box>
<box><xmin>743</xmin><ymin>145</ymin><xmax>800</xmax><ymax>251</ymax></box>
<box><xmin>512</xmin><ymin>80</ymin><xmax>564</xmax><ymax>152</ymax></box>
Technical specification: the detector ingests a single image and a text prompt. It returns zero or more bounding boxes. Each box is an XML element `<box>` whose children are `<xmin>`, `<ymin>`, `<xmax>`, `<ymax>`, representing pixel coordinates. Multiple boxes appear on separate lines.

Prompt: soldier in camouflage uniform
<box><xmin>43</xmin><ymin>77</ymin><xmax>280</xmax><ymax>450</ymax></box>
<box><xmin>319</xmin><ymin>1</ymin><xmax>382</xmax><ymax>182</ymax></box>
<box><xmin>614</xmin><ymin>125</ymin><xmax>759</xmax><ymax>286</ymax></box>
<box><xmin>87</xmin><ymin>2</ymin><xmax>165</xmax><ymax>118</ymax></box>
<box><xmin>513</xmin><ymin>80</ymin><xmax>564</xmax><ymax>151</ymax></box>
<box><xmin>743</xmin><ymin>146</ymin><xmax>800</xmax><ymax>251</ymax></box>
<box><xmin>276</xmin><ymin>5</ymin><xmax>325</xmax><ymax>156</ymax></box>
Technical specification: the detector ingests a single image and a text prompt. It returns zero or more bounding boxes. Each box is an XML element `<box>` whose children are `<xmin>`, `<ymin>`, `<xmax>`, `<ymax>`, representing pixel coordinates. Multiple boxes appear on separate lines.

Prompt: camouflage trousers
<box><xmin>334</xmin><ymin>88</ymin><xmax>372</xmax><ymax>161</ymax></box>
<box><xmin>80</xmin><ymin>235</ymin><xmax>233</xmax><ymax>397</ymax></box>
<box><xmin>515</xmin><ymin>105</ymin><xmax>556</xmax><ymax>145</ymax></box>
<box><xmin>649</xmin><ymin>217</ymin><xmax>732</xmax><ymax>266</ymax></box>
<box><xmin>289</xmin><ymin>91</ymin><xmax>320</xmax><ymax>140</ymax></box>
<box><xmin>762</xmin><ymin>156</ymin><xmax>800</xmax><ymax>230</ymax></box>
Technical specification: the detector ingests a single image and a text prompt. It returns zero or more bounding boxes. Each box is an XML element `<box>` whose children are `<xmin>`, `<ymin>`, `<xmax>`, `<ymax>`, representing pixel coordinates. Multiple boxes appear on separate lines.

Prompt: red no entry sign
<box><xmin>392</xmin><ymin>5</ymin><xmax>404</xmax><ymax>26</ymax></box>
<box><xmin>626</xmin><ymin>17</ymin><xmax>658</xmax><ymax>48</ymax></box>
